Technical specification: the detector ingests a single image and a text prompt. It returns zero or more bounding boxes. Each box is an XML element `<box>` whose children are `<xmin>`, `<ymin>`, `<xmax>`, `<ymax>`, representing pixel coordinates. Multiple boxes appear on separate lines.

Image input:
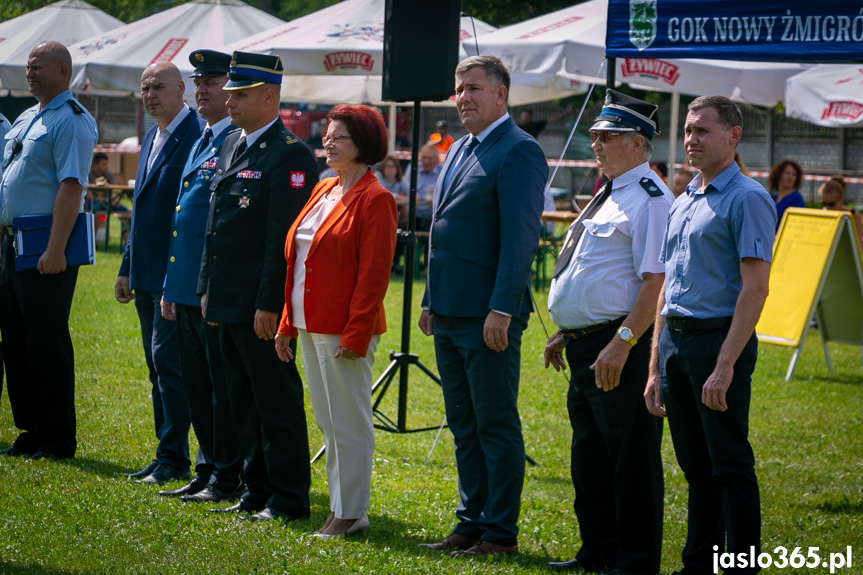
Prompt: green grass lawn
<box><xmin>0</xmin><ymin>232</ymin><xmax>861</xmax><ymax>574</ymax></box>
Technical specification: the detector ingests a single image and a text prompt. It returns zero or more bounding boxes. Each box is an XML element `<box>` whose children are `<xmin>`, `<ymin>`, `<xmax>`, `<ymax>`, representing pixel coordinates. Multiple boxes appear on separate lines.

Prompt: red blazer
<box><xmin>278</xmin><ymin>169</ymin><xmax>398</xmax><ymax>355</ymax></box>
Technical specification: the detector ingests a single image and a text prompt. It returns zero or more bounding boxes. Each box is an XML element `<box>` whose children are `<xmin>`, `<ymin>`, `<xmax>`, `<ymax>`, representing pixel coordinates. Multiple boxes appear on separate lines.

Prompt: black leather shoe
<box><xmin>120</xmin><ymin>460</ymin><xmax>158</xmax><ymax>479</ymax></box>
<box><xmin>31</xmin><ymin>451</ymin><xmax>72</xmax><ymax>461</ymax></box>
<box><xmin>136</xmin><ymin>464</ymin><xmax>190</xmax><ymax>485</ymax></box>
<box><xmin>158</xmin><ymin>475</ymin><xmax>209</xmax><ymax>497</ymax></box>
<box><xmin>180</xmin><ymin>484</ymin><xmax>243</xmax><ymax>503</ymax></box>
<box><xmin>210</xmin><ymin>501</ymin><xmax>259</xmax><ymax>514</ymax></box>
<box><xmin>1</xmin><ymin>445</ymin><xmax>34</xmax><ymax>457</ymax></box>
<box><xmin>547</xmin><ymin>558</ymin><xmax>602</xmax><ymax>572</ymax></box>
<box><xmin>240</xmin><ymin>506</ymin><xmax>308</xmax><ymax>522</ymax></box>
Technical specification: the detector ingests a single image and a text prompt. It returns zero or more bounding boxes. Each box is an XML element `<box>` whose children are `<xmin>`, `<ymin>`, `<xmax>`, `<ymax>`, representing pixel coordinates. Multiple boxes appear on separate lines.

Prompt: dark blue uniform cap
<box><xmin>188</xmin><ymin>50</ymin><xmax>231</xmax><ymax>77</ymax></box>
<box><xmin>591</xmin><ymin>89</ymin><xmax>660</xmax><ymax>140</ymax></box>
<box><xmin>224</xmin><ymin>51</ymin><xmax>284</xmax><ymax>90</ymax></box>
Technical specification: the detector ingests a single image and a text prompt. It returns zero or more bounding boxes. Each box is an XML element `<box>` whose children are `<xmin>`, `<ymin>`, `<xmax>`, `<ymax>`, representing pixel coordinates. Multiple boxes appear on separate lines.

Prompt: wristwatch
<box><xmin>617</xmin><ymin>326</ymin><xmax>637</xmax><ymax>346</ymax></box>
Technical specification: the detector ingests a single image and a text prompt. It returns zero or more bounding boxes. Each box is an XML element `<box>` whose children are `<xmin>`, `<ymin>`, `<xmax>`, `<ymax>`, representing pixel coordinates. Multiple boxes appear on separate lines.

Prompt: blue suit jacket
<box><xmin>423</xmin><ymin>117</ymin><xmax>547</xmax><ymax>317</ymax></box>
<box><xmin>163</xmin><ymin>123</ymin><xmax>240</xmax><ymax>306</ymax></box>
<box><xmin>119</xmin><ymin>109</ymin><xmax>205</xmax><ymax>291</ymax></box>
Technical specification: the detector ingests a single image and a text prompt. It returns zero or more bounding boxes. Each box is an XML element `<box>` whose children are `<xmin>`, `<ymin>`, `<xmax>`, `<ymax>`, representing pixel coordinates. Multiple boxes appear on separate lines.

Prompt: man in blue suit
<box><xmin>157</xmin><ymin>50</ymin><xmax>243</xmax><ymax>502</ymax></box>
<box><xmin>114</xmin><ymin>61</ymin><xmax>205</xmax><ymax>485</ymax></box>
<box><xmin>418</xmin><ymin>55</ymin><xmax>547</xmax><ymax>557</ymax></box>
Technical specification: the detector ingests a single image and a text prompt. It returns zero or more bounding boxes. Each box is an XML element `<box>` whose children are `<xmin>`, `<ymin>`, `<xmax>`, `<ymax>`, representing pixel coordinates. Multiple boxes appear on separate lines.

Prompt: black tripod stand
<box><xmin>370</xmin><ymin>99</ymin><xmax>443</xmax><ymax>434</ymax></box>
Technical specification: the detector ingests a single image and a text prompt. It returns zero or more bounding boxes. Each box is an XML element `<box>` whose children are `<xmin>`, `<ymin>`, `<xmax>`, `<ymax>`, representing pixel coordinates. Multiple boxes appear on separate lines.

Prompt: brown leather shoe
<box><xmin>418</xmin><ymin>532</ymin><xmax>478</xmax><ymax>551</ymax></box>
<box><xmin>451</xmin><ymin>540</ymin><xmax>518</xmax><ymax>557</ymax></box>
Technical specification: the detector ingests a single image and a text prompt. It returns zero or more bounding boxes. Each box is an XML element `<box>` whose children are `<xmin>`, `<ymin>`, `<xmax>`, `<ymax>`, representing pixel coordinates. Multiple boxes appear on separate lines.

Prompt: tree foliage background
<box><xmin>1</xmin><ymin>0</ymin><xmax>579</xmax><ymax>29</ymax></box>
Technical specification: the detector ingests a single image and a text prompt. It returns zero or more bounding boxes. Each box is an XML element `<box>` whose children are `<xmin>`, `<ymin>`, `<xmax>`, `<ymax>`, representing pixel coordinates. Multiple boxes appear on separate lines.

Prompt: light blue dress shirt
<box><xmin>0</xmin><ymin>91</ymin><xmax>97</xmax><ymax>226</ymax></box>
<box><xmin>662</xmin><ymin>162</ymin><xmax>776</xmax><ymax>319</ymax></box>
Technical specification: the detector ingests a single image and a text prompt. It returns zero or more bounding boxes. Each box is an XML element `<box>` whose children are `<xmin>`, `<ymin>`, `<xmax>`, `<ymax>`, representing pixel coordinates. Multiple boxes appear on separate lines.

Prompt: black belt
<box><xmin>559</xmin><ymin>317</ymin><xmax>625</xmax><ymax>341</ymax></box>
<box><xmin>666</xmin><ymin>316</ymin><xmax>732</xmax><ymax>332</ymax></box>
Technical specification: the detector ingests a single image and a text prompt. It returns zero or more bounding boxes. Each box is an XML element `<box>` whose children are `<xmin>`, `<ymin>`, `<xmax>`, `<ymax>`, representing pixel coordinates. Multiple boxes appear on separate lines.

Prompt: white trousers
<box><xmin>299</xmin><ymin>329</ymin><xmax>378</xmax><ymax>519</ymax></box>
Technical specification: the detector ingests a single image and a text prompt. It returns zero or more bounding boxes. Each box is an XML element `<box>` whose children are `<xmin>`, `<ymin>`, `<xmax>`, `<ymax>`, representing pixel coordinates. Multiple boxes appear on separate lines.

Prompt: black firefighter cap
<box><xmin>591</xmin><ymin>89</ymin><xmax>660</xmax><ymax>140</ymax></box>
<box><xmin>224</xmin><ymin>51</ymin><xmax>284</xmax><ymax>90</ymax></box>
<box><xmin>188</xmin><ymin>50</ymin><xmax>231</xmax><ymax>78</ymax></box>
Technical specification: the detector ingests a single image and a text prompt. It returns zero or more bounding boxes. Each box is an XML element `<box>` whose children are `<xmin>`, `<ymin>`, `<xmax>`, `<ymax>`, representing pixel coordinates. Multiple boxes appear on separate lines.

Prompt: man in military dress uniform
<box><xmin>544</xmin><ymin>91</ymin><xmax>673</xmax><ymax>575</ymax></box>
<box><xmin>198</xmin><ymin>51</ymin><xmax>318</xmax><ymax>522</ymax></box>
<box><xmin>158</xmin><ymin>50</ymin><xmax>244</xmax><ymax>503</ymax></box>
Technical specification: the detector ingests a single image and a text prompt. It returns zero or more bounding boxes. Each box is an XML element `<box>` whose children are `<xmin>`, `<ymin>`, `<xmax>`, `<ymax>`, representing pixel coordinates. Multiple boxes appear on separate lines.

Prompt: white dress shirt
<box><xmin>548</xmin><ymin>162</ymin><xmax>673</xmax><ymax>329</ymax></box>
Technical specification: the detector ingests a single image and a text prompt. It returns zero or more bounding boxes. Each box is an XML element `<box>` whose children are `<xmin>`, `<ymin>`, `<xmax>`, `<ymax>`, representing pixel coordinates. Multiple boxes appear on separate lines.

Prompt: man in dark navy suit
<box><xmin>114</xmin><ymin>61</ymin><xmax>204</xmax><ymax>485</ymax></box>
<box><xmin>418</xmin><ymin>55</ymin><xmax>547</xmax><ymax>557</ymax></box>
<box><xmin>157</xmin><ymin>50</ymin><xmax>244</xmax><ymax>503</ymax></box>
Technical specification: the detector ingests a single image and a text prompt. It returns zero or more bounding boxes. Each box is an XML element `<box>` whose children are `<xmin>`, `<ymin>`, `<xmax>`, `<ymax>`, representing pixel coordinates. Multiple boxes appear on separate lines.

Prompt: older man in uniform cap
<box><xmin>544</xmin><ymin>90</ymin><xmax>673</xmax><ymax>575</ymax></box>
<box><xmin>157</xmin><ymin>49</ymin><xmax>244</xmax><ymax>503</ymax></box>
<box><xmin>199</xmin><ymin>51</ymin><xmax>318</xmax><ymax>522</ymax></box>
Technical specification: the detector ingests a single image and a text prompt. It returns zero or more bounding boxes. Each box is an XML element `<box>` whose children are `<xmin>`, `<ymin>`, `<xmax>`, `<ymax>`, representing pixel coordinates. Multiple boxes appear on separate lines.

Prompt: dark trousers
<box><xmin>659</xmin><ymin>325</ymin><xmax>761</xmax><ymax>575</ymax></box>
<box><xmin>433</xmin><ymin>314</ymin><xmax>528</xmax><ymax>547</ymax></box>
<box><xmin>565</xmin><ymin>325</ymin><xmax>663</xmax><ymax>575</ymax></box>
<box><xmin>0</xmin><ymin>234</ymin><xmax>78</xmax><ymax>456</ymax></box>
<box><xmin>219</xmin><ymin>322</ymin><xmax>310</xmax><ymax>517</ymax></box>
<box><xmin>176</xmin><ymin>304</ymin><xmax>242</xmax><ymax>489</ymax></box>
<box><xmin>133</xmin><ymin>290</ymin><xmax>190</xmax><ymax>469</ymax></box>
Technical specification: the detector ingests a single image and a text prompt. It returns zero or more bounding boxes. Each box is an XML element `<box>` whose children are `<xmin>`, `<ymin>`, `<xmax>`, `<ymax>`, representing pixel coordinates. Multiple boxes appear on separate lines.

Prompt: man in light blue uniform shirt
<box><xmin>0</xmin><ymin>42</ymin><xmax>97</xmax><ymax>460</ymax></box>
<box><xmin>158</xmin><ymin>49</ymin><xmax>243</xmax><ymax>504</ymax></box>
<box><xmin>646</xmin><ymin>95</ymin><xmax>775</xmax><ymax>575</ymax></box>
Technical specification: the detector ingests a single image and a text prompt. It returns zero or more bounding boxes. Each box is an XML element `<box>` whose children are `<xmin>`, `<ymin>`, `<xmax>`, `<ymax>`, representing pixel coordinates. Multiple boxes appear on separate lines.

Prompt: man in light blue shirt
<box><xmin>0</xmin><ymin>42</ymin><xmax>97</xmax><ymax>461</ymax></box>
<box><xmin>403</xmin><ymin>143</ymin><xmax>442</xmax><ymax>229</ymax></box>
<box><xmin>646</xmin><ymin>95</ymin><xmax>775</xmax><ymax>575</ymax></box>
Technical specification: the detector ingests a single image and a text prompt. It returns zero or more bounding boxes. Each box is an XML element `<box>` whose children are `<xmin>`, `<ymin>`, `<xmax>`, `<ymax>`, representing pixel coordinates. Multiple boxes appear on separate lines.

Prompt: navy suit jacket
<box><xmin>162</xmin><ymin>123</ymin><xmax>240</xmax><ymax>306</ymax></box>
<box><xmin>423</xmin><ymin>117</ymin><xmax>547</xmax><ymax>318</ymax></box>
<box><xmin>119</xmin><ymin>109</ymin><xmax>205</xmax><ymax>291</ymax></box>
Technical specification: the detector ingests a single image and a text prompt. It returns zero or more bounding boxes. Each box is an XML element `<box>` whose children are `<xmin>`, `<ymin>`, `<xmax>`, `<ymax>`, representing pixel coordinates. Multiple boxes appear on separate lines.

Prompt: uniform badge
<box><xmin>290</xmin><ymin>171</ymin><xmax>305</xmax><ymax>188</ymax></box>
<box><xmin>237</xmin><ymin>170</ymin><xmax>262</xmax><ymax>179</ymax></box>
<box><xmin>239</xmin><ymin>196</ymin><xmax>250</xmax><ymax>208</ymax></box>
<box><xmin>195</xmin><ymin>53</ymin><xmax>204</xmax><ymax>62</ymax></box>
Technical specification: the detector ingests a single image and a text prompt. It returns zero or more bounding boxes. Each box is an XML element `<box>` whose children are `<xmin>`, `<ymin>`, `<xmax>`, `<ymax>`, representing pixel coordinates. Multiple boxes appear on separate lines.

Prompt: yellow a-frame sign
<box><xmin>756</xmin><ymin>208</ymin><xmax>863</xmax><ymax>380</ymax></box>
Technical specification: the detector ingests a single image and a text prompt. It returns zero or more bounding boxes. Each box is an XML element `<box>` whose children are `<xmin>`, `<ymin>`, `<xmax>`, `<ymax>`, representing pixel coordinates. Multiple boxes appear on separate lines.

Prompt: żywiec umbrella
<box><xmin>785</xmin><ymin>64</ymin><xmax>863</xmax><ymax>128</ymax></box>
<box><xmin>0</xmin><ymin>0</ymin><xmax>124</xmax><ymax>96</ymax></box>
<box><xmin>69</xmin><ymin>0</ymin><xmax>284</xmax><ymax>97</ymax></box>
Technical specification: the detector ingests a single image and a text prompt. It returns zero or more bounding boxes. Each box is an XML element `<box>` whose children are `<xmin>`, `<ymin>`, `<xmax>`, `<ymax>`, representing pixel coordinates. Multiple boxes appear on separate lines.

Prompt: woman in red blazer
<box><xmin>275</xmin><ymin>105</ymin><xmax>397</xmax><ymax>537</ymax></box>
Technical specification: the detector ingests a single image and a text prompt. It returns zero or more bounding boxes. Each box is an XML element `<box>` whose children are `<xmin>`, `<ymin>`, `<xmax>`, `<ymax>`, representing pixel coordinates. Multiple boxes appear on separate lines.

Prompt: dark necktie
<box><xmin>443</xmin><ymin>136</ymin><xmax>479</xmax><ymax>191</ymax></box>
<box><xmin>233</xmin><ymin>136</ymin><xmax>247</xmax><ymax>162</ymax></box>
<box><xmin>196</xmin><ymin>128</ymin><xmax>213</xmax><ymax>157</ymax></box>
<box><xmin>552</xmin><ymin>181</ymin><xmax>613</xmax><ymax>278</ymax></box>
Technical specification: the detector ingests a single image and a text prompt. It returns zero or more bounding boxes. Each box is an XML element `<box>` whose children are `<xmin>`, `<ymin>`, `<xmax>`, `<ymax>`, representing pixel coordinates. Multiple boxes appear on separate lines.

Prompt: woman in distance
<box><xmin>767</xmin><ymin>159</ymin><xmax>806</xmax><ymax>229</ymax></box>
<box><xmin>274</xmin><ymin>104</ymin><xmax>397</xmax><ymax>537</ymax></box>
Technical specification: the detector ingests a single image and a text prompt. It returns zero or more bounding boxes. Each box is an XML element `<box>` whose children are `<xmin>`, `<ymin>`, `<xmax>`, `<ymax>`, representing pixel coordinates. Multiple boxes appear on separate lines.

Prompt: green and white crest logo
<box><xmin>629</xmin><ymin>0</ymin><xmax>657</xmax><ymax>51</ymax></box>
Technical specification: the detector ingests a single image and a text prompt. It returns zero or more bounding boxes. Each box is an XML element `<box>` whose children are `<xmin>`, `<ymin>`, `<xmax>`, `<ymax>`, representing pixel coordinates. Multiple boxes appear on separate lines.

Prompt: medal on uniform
<box><xmin>239</xmin><ymin>196</ymin><xmax>250</xmax><ymax>208</ymax></box>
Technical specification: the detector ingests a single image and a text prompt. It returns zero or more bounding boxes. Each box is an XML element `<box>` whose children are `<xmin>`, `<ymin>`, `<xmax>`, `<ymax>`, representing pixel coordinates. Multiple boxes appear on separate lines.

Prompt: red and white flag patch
<box><xmin>290</xmin><ymin>171</ymin><xmax>305</xmax><ymax>188</ymax></box>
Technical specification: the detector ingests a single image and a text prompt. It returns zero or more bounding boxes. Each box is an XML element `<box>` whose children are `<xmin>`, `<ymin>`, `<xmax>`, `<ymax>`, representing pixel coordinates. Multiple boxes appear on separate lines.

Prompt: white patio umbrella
<box><xmin>0</xmin><ymin>0</ymin><xmax>124</xmax><ymax>96</ymax></box>
<box><xmin>224</xmin><ymin>0</ymin><xmax>583</xmax><ymax>106</ymax></box>
<box><xmin>785</xmin><ymin>64</ymin><xmax>863</xmax><ymax>128</ymax></box>
<box><xmin>69</xmin><ymin>0</ymin><xmax>284</xmax><ymax>97</ymax></box>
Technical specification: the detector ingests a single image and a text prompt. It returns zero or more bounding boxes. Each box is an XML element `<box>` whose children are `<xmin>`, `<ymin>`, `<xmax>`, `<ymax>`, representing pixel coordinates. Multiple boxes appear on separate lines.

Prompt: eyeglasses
<box><xmin>322</xmin><ymin>134</ymin><xmax>352</xmax><ymax>145</ymax></box>
<box><xmin>590</xmin><ymin>131</ymin><xmax>624</xmax><ymax>144</ymax></box>
<box><xmin>821</xmin><ymin>201</ymin><xmax>837</xmax><ymax>208</ymax></box>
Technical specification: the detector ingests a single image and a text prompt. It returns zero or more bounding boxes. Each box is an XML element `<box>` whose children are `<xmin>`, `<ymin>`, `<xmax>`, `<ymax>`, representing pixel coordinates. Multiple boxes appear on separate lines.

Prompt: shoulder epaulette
<box><xmin>640</xmin><ymin>177</ymin><xmax>663</xmax><ymax>197</ymax></box>
<box><xmin>67</xmin><ymin>100</ymin><xmax>85</xmax><ymax>115</ymax></box>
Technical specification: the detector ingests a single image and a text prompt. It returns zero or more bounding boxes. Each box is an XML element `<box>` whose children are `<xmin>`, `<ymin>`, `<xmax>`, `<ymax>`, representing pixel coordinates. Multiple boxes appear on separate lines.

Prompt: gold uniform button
<box><xmin>172</xmin><ymin>231</ymin><xmax>178</xmax><ymax>237</ymax></box>
<box><xmin>175</xmin><ymin>205</ymin><xmax>181</xmax><ymax>212</ymax></box>
<box><xmin>183</xmin><ymin>181</ymin><xmax>189</xmax><ymax>188</ymax></box>
<box><xmin>170</xmin><ymin>256</ymin><xmax>175</xmax><ymax>263</ymax></box>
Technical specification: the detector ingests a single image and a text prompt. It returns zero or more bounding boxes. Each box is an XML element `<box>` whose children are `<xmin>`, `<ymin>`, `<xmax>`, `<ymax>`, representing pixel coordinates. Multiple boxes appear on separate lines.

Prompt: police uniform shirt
<box><xmin>0</xmin><ymin>91</ymin><xmax>97</xmax><ymax>226</ymax></box>
<box><xmin>548</xmin><ymin>162</ymin><xmax>673</xmax><ymax>329</ymax></box>
<box><xmin>0</xmin><ymin>112</ymin><xmax>11</xmax><ymax>181</ymax></box>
